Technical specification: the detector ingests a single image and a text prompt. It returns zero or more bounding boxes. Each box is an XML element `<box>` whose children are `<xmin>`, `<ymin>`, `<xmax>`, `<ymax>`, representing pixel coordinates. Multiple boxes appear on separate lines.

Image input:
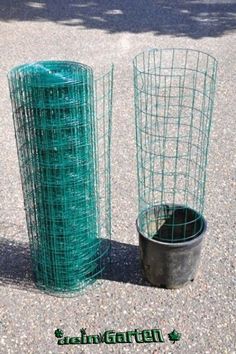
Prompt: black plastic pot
<box><xmin>137</xmin><ymin>205</ymin><xmax>207</xmax><ymax>288</ymax></box>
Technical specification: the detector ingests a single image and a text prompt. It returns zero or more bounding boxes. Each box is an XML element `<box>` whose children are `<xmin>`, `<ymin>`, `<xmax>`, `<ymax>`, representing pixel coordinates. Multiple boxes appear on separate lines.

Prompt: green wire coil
<box><xmin>8</xmin><ymin>61</ymin><xmax>113</xmax><ymax>294</ymax></box>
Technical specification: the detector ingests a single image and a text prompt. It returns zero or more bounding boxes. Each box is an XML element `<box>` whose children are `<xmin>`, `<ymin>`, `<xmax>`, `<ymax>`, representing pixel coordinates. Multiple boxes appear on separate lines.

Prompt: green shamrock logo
<box><xmin>54</xmin><ymin>328</ymin><xmax>64</xmax><ymax>338</ymax></box>
<box><xmin>168</xmin><ymin>329</ymin><xmax>181</xmax><ymax>343</ymax></box>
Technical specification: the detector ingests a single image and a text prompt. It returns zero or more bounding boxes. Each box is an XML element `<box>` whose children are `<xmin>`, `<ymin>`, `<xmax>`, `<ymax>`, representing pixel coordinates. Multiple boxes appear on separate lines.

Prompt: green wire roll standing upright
<box><xmin>8</xmin><ymin>61</ymin><xmax>113</xmax><ymax>294</ymax></box>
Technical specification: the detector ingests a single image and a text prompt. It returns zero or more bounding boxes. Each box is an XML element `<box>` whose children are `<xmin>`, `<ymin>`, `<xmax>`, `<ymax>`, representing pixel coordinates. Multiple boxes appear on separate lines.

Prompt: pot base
<box><xmin>137</xmin><ymin>205</ymin><xmax>206</xmax><ymax>289</ymax></box>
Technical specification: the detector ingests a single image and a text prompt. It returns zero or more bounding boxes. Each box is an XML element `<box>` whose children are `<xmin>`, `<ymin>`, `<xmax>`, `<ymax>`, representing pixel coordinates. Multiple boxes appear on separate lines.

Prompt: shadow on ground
<box><xmin>1</xmin><ymin>0</ymin><xmax>236</xmax><ymax>38</ymax></box>
<box><xmin>0</xmin><ymin>236</ymin><xmax>150</xmax><ymax>293</ymax></box>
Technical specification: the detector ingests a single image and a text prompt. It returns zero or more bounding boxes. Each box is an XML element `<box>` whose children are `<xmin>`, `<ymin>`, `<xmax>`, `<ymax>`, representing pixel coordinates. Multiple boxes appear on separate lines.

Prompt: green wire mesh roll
<box><xmin>8</xmin><ymin>61</ymin><xmax>113</xmax><ymax>294</ymax></box>
<box><xmin>133</xmin><ymin>49</ymin><xmax>217</xmax><ymax>243</ymax></box>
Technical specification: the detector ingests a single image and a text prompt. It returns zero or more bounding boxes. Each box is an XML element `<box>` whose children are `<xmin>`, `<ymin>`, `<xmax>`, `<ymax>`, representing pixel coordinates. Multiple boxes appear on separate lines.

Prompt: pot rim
<box><xmin>136</xmin><ymin>204</ymin><xmax>207</xmax><ymax>247</ymax></box>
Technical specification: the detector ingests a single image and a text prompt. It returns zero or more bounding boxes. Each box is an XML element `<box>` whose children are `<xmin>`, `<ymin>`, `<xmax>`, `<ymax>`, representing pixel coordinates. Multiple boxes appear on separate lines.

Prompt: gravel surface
<box><xmin>0</xmin><ymin>1</ymin><xmax>235</xmax><ymax>353</ymax></box>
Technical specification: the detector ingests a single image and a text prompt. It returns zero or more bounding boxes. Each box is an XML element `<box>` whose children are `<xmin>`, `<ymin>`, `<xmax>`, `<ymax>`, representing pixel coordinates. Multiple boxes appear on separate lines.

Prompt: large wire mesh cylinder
<box><xmin>134</xmin><ymin>49</ymin><xmax>217</xmax><ymax>243</ymax></box>
<box><xmin>8</xmin><ymin>61</ymin><xmax>113</xmax><ymax>294</ymax></box>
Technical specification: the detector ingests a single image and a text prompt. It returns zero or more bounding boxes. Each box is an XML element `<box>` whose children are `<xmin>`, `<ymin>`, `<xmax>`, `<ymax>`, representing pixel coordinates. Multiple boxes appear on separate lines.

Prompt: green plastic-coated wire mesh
<box><xmin>133</xmin><ymin>49</ymin><xmax>217</xmax><ymax>243</ymax></box>
<box><xmin>8</xmin><ymin>60</ymin><xmax>113</xmax><ymax>294</ymax></box>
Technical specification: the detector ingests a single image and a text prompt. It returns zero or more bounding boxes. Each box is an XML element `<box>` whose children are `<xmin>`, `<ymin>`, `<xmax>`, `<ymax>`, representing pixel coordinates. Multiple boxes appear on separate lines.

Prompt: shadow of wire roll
<box><xmin>8</xmin><ymin>61</ymin><xmax>113</xmax><ymax>295</ymax></box>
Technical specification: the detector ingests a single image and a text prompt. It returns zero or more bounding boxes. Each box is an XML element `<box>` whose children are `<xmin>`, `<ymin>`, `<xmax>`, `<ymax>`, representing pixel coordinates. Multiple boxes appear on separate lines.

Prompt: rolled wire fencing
<box><xmin>8</xmin><ymin>61</ymin><xmax>113</xmax><ymax>294</ymax></box>
<box><xmin>134</xmin><ymin>49</ymin><xmax>217</xmax><ymax>243</ymax></box>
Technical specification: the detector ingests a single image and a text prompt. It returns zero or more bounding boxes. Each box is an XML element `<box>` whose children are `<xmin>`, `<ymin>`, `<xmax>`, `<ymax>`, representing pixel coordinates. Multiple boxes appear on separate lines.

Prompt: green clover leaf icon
<box><xmin>54</xmin><ymin>328</ymin><xmax>64</xmax><ymax>338</ymax></box>
<box><xmin>168</xmin><ymin>329</ymin><xmax>181</xmax><ymax>343</ymax></box>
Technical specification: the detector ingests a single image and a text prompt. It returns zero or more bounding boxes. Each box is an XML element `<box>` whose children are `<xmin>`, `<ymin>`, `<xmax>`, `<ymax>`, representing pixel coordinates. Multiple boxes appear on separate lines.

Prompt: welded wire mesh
<box><xmin>134</xmin><ymin>49</ymin><xmax>217</xmax><ymax>243</ymax></box>
<box><xmin>8</xmin><ymin>61</ymin><xmax>113</xmax><ymax>294</ymax></box>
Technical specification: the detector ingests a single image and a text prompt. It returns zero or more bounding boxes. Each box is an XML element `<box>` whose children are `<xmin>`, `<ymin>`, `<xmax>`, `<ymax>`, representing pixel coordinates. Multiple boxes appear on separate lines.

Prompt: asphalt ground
<box><xmin>0</xmin><ymin>1</ymin><xmax>235</xmax><ymax>353</ymax></box>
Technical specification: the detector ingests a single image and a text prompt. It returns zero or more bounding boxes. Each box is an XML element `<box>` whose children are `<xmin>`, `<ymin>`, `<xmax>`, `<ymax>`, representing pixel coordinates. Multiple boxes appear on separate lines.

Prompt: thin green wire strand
<box><xmin>133</xmin><ymin>49</ymin><xmax>217</xmax><ymax>243</ymax></box>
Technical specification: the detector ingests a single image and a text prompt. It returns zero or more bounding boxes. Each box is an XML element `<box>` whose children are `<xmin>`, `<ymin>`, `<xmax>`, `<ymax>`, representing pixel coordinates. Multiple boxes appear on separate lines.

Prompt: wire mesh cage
<box><xmin>8</xmin><ymin>60</ymin><xmax>113</xmax><ymax>294</ymax></box>
<box><xmin>133</xmin><ymin>49</ymin><xmax>217</xmax><ymax>243</ymax></box>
